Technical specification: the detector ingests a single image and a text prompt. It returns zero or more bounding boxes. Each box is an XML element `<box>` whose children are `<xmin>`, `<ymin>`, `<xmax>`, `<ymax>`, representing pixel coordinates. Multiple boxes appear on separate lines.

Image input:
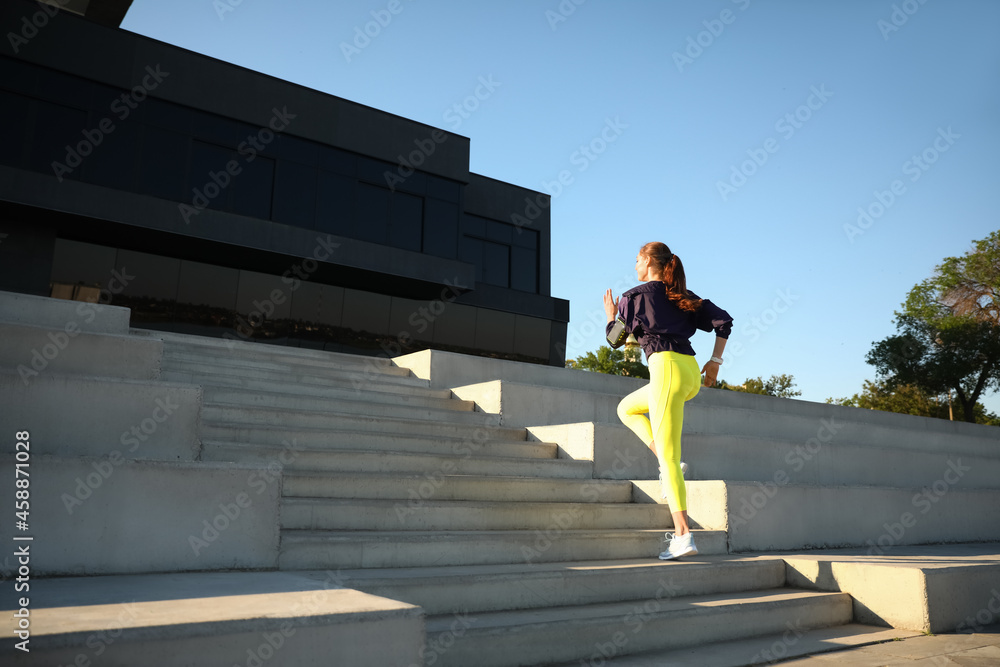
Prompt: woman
<box><xmin>604</xmin><ymin>242</ymin><xmax>732</xmax><ymax>560</ymax></box>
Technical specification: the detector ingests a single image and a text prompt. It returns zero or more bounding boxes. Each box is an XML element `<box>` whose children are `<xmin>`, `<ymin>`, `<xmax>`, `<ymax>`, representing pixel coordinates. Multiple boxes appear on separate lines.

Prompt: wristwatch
<box><xmin>709</xmin><ymin>356</ymin><xmax>723</xmax><ymax>365</ymax></box>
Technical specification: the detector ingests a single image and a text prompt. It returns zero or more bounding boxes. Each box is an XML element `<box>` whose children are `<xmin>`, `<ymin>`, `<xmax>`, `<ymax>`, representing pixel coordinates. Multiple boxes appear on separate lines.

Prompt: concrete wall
<box><xmin>0</xmin><ymin>372</ymin><xmax>202</xmax><ymax>461</ymax></box>
<box><xmin>0</xmin><ymin>457</ymin><xmax>281</xmax><ymax>575</ymax></box>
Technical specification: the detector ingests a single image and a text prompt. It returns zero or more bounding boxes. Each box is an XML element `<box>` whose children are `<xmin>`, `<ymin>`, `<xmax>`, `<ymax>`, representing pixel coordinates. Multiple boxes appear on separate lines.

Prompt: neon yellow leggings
<box><xmin>616</xmin><ymin>351</ymin><xmax>701</xmax><ymax>512</ymax></box>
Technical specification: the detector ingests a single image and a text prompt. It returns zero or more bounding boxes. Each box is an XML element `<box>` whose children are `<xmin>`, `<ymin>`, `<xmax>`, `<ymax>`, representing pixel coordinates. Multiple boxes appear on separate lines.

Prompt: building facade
<box><xmin>0</xmin><ymin>0</ymin><xmax>568</xmax><ymax>365</ymax></box>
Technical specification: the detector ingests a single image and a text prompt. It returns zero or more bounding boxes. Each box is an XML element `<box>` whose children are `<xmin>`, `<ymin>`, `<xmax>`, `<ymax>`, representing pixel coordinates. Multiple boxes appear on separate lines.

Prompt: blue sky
<box><xmin>121</xmin><ymin>0</ymin><xmax>1000</xmax><ymax>412</ymax></box>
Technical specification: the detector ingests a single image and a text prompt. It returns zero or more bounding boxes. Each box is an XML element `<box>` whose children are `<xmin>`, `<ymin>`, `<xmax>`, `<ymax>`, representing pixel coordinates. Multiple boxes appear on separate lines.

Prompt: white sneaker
<box><xmin>658</xmin><ymin>532</ymin><xmax>698</xmax><ymax>560</ymax></box>
<box><xmin>680</xmin><ymin>461</ymin><xmax>688</xmax><ymax>477</ymax></box>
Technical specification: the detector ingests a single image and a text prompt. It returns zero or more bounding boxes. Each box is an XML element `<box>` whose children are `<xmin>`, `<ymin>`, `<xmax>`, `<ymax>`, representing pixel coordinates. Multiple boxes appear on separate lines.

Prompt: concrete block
<box><xmin>0</xmin><ymin>571</ymin><xmax>423</xmax><ymax>667</ymax></box>
<box><xmin>722</xmin><ymin>482</ymin><xmax>1000</xmax><ymax>553</ymax></box>
<box><xmin>0</xmin><ymin>288</ymin><xmax>131</xmax><ymax>334</ymax></box>
<box><xmin>0</xmin><ymin>457</ymin><xmax>280</xmax><ymax>575</ymax></box>
<box><xmin>1</xmin><ymin>322</ymin><xmax>162</xmax><ymax>383</ymax></box>
<box><xmin>396</xmin><ymin>349</ymin><xmax>1000</xmax><ymax>458</ymax></box>
<box><xmin>425</xmin><ymin>589</ymin><xmax>852</xmax><ymax>667</ymax></box>
<box><xmin>632</xmin><ymin>480</ymin><xmax>730</xmax><ymax>531</ymax></box>
<box><xmin>527</xmin><ymin>422</ymin><xmax>658</xmax><ymax>480</ymax></box>
<box><xmin>313</xmin><ymin>557</ymin><xmax>786</xmax><ymax>616</ymax></box>
<box><xmin>394</xmin><ymin>348</ymin><xmax>644</xmax><ymax>395</ymax></box>
<box><xmin>0</xmin><ymin>372</ymin><xmax>201</xmax><ymax>461</ymax></box>
<box><xmin>453</xmin><ymin>380</ymin><xmax>621</xmax><ymax>427</ymax></box>
<box><xmin>781</xmin><ymin>543</ymin><xmax>1000</xmax><ymax>633</ymax></box>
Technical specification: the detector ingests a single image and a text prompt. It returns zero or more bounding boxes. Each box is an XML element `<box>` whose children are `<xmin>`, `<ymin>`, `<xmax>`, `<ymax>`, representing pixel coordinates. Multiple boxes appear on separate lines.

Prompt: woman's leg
<box><xmin>647</xmin><ymin>352</ymin><xmax>701</xmax><ymax>535</ymax></box>
<box><xmin>616</xmin><ymin>383</ymin><xmax>653</xmax><ymax>449</ymax></box>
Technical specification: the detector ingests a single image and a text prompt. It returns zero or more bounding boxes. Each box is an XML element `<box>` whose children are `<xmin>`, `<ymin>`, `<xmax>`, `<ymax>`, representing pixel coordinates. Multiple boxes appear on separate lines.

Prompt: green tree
<box><xmin>867</xmin><ymin>231</ymin><xmax>1000</xmax><ymax>422</ymax></box>
<box><xmin>827</xmin><ymin>379</ymin><xmax>1000</xmax><ymax>425</ymax></box>
<box><xmin>717</xmin><ymin>374</ymin><xmax>801</xmax><ymax>398</ymax></box>
<box><xmin>567</xmin><ymin>345</ymin><xmax>649</xmax><ymax>379</ymax></box>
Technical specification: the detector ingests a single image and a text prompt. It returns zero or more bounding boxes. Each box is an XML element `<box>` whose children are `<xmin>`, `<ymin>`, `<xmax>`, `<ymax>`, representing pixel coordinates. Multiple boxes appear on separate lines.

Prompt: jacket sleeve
<box><xmin>695</xmin><ymin>299</ymin><xmax>733</xmax><ymax>339</ymax></box>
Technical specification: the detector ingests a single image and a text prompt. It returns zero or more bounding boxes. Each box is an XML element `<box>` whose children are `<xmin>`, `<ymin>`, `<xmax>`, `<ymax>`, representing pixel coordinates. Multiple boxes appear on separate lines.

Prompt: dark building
<box><xmin>0</xmin><ymin>0</ymin><xmax>568</xmax><ymax>365</ymax></box>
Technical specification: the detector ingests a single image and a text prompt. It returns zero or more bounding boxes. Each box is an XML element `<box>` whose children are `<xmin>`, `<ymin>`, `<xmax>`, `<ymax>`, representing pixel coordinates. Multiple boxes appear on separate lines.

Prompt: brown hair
<box><xmin>639</xmin><ymin>242</ymin><xmax>703</xmax><ymax>312</ymax></box>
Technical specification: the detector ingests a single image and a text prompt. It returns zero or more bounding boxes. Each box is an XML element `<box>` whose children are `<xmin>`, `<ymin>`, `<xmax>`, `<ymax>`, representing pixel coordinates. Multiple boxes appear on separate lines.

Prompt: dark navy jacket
<box><xmin>606</xmin><ymin>281</ymin><xmax>733</xmax><ymax>359</ymax></box>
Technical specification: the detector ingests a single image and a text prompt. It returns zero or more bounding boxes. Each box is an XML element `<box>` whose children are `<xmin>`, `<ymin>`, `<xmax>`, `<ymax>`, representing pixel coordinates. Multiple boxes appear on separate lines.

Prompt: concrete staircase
<box><xmin>2</xmin><ymin>290</ymin><xmax>998</xmax><ymax>666</ymax></box>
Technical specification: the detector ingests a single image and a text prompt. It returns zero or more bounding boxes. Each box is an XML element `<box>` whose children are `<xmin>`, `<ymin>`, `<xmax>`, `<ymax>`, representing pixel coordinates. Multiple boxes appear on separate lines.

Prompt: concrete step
<box><xmin>283</xmin><ymin>471</ymin><xmax>634</xmax><ymax>503</ymax></box>
<box><xmin>201</xmin><ymin>384</ymin><xmax>474</xmax><ymax>414</ymax></box>
<box><xmin>298</xmin><ymin>556</ymin><xmax>787</xmax><ymax>615</ymax></box>
<box><xmin>153</xmin><ymin>328</ymin><xmax>409</xmax><ymax>373</ymax></box>
<box><xmin>278</xmin><ymin>529</ymin><xmax>729</xmax><ymax>569</ymax></box>
<box><xmin>680</xmin><ymin>431</ymin><xmax>1000</xmax><ymax>488</ymax></box>
<box><xmin>200</xmin><ymin>400</ymin><xmax>499</xmax><ymax>430</ymax></box>
<box><xmin>161</xmin><ymin>356</ymin><xmax>426</xmax><ymax>392</ymax></box>
<box><xmin>200</xmin><ymin>423</ymin><xmax>553</xmax><ymax>458</ymax></box>
<box><xmin>547</xmin><ymin>622</ymin><xmax>920</xmax><ymax>667</ymax></box>
<box><xmin>280</xmin><ymin>498</ymin><xmax>674</xmax><ymax>531</ymax></box>
<box><xmin>422</xmin><ymin>588</ymin><xmax>853</xmax><ymax>667</ymax></box>
<box><xmin>0</xmin><ymin>570</ymin><xmax>423</xmax><ymax>666</ymax></box>
<box><xmin>162</xmin><ymin>346</ymin><xmax>413</xmax><ymax>380</ymax></box>
<box><xmin>161</xmin><ymin>364</ymin><xmax>453</xmax><ymax>400</ymax></box>
<box><xmin>203</xmin><ymin>442</ymin><xmax>593</xmax><ymax>478</ymax></box>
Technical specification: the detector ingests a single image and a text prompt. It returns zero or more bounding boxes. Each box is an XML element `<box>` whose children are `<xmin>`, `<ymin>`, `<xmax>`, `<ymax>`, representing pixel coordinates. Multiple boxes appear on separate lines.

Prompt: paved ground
<box><xmin>776</xmin><ymin>623</ymin><xmax>1000</xmax><ymax>666</ymax></box>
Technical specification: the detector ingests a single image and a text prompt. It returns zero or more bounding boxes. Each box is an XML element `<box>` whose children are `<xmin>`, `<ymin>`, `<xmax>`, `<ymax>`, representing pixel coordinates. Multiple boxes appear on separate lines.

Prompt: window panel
<box><xmin>0</xmin><ymin>90</ymin><xmax>30</xmax><ymax>168</ymax></box>
<box><xmin>82</xmin><ymin>114</ymin><xmax>139</xmax><ymax>190</ymax></box>
<box><xmin>511</xmin><ymin>246</ymin><xmax>538</xmax><ymax>293</ymax></box>
<box><xmin>423</xmin><ymin>198</ymin><xmax>458</xmax><ymax>259</ymax></box>
<box><xmin>272</xmin><ymin>160</ymin><xmax>317</xmax><ymax>228</ymax></box>
<box><xmin>356</xmin><ymin>182</ymin><xmax>389</xmax><ymax>244</ymax></box>
<box><xmin>188</xmin><ymin>141</ymin><xmax>234</xmax><ymax>212</ymax></box>
<box><xmin>482</xmin><ymin>241</ymin><xmax>509</xmax><ymax>288</ymax></box>
<box><xmin>137</xmin><ymin>124</ymin><xmax>189</xmax><ymax>202</ymax></box>
<box><xmin>231</xmin><ymin>154</ymin><xmax>275</xmax><ymax>220</ymax></box>
<box><xmin>316</xmin><ymin>170</ymin><xmax>355</xmax><ymax>236</ymax></box>
<box><xmin>29</xmin><ymin>100</ymin><xmax>88</xmax><ymax>178</ymax></box>
<box><xmin>388</xmin><ymin>192</ymin><xmax>423</xmax><ymax>251</ymax></box>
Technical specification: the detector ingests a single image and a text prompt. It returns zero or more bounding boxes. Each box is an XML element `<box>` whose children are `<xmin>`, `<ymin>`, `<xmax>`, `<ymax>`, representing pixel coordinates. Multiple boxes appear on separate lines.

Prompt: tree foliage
<box><xmin>717</xmin><ymin>374</ymin><xmax>802</xmax><ymax>398</ymax></box>
<box><xmin>567</xmin><ymin>345</ymin><xmax>649</xmax><ymax>379</ymax></box>
<box><xmin>826</xmin><ymin>378</ymin><xmax>1000</xmax><ymax>425</ymax></box>
<box><xmin>867</xmin><ymin>231</ymin><xmax>1000</xmax><ymax>422</ymax></box>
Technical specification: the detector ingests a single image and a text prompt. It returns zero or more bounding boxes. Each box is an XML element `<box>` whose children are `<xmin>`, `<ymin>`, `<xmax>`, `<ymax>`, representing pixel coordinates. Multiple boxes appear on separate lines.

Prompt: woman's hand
<box><xmin>701</xmin><ymin>359</ymin><xmax>720</xmax><ymax>387</ymax></box>
<box><xmin>603</xmin><ymin>289</ymin><xmax>618</xmax><ymax>323</ymax></box>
